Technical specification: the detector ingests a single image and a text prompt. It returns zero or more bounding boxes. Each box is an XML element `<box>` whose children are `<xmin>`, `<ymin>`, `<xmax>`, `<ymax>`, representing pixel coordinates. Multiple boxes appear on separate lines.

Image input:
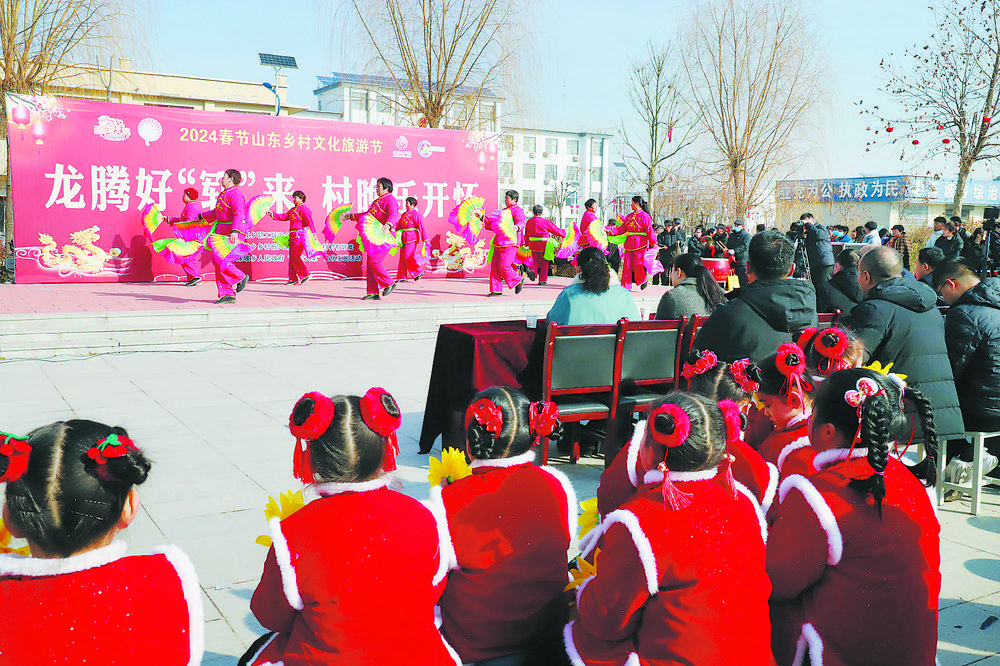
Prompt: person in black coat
<box><xmin>726</xmin><ymin>219</ymin><xmax>752</xmax><ymax>288</ymax></box>
<box><xmin>844</xmin><ymin>246</ymin><xmax>965</xmax><ymax>442</ymax></box>
<box><xmin>935</xmin><ymin>221</ymin><xmax>965</xmax><ymax>259</ymax></box>
<box><xmin>816</xmin><ymin>248</ymin><xmax>863</xmax><ymax>315</ymax></box>
<box><xmin>786</xmin><ymin>221</ymin><xmax>810</xmax><ymax>279</ymax></box>
<box><xmin>933</xmin><ymin>258</ymin><xmax>1000</xmax><ymax>473</ymax></box>
<box><xmin>693</xmin><ymin>229</ymin><xmax>817</xmax><ymax>363</ymax></box>
<box><xmin>801</xmin><ymin>213</ymin><xmax>835</xmax><ymax>292</ymax></box>
<box><xmin>961</xmin><ymin>227</ymin><xmax>986</xmax><ymax>271</ymax></box>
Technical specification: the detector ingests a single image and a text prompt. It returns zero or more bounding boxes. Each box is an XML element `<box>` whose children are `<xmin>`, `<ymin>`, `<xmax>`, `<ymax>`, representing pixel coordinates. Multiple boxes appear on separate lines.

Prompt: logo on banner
<box><xmin>93</xmin><ymin>115</ymin><xmax>131</xmax><ymax>142</ymax></box>
<box><xmin>417</xmin><ymin>140</ymin><xmax>445</xmax><ymax>158</ymax></box>
<box><xmin>392</xmin><ymin>135</ymin><xmax>412</xmax><ymax>158</ymax></box>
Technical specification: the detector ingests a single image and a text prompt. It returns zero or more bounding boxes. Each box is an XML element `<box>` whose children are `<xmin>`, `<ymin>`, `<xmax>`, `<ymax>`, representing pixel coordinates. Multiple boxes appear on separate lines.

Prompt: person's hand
<box><xmin>266</xmin><ymin>211</ymin><xmax>272</xmax><ymax>218</ymax></box>
<box><xmin>229</xmin><ymin>232</ymin><xmax>239</xmax><ymax>244</ymax></box>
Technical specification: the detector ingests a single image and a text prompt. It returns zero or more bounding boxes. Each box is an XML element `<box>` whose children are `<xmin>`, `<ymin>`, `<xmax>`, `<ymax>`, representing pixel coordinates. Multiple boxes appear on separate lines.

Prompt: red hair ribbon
<box><xmin>289</xmin><ymin>392</ymin><xmax>336</xmax><ymax>484</ymax></box>
<box><xmin>0</xmin><ymin>432</ymin><xmax>31</xmax><ymax>483</ymax></box>
<box><xmin>774</xmin><ymin>343</ymin><xmax>813</xmax><ymax>405</ymax></box>
<box><xmin>813</xmin><ymin>328</ymin><xmax>850</xmax><ymax>375</ymax></box>
<box><xmin>729</xmin><ymin>358</ymin><xmax>760</xmax><ymax>393</ymax></box>
<box><xmin>529</xmin><ymin>401</ymin><xmax>560</xmax><ymax>438</ymax></box>
<box><xmin>681</xmin><ymin>349</ymin><xmax>719</xmax><ymax>381</ymax></box>
<box><xmin>360</xmin><ymin>387</ymin><xmax>402</xmax><ymax>473</ymax></box>
<box><xmin>648</xmin><ymin>403</ymin><xmax>694</xmax><ymax>511</ymax></box>
<box><xmin>716</xmin><ymin>400</ymin><xmax>741</xmax><ymax>498</ymax></box>
<box><xmin>86</xmin><ymin>433</ymin><xmax>138</xmax><ymax>481</ymax></box>
<box><xmin>465</xmin><ymin>398</ymin><xmax>504</xmax><ymax>435</ymax></box>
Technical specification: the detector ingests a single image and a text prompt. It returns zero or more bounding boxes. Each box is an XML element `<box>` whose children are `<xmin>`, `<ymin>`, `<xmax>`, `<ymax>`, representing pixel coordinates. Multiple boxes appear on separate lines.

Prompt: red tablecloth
<box><xmin>418</xmin><ymin>321</ymin><xmax>542</xmax><ymax>453</ymax></box>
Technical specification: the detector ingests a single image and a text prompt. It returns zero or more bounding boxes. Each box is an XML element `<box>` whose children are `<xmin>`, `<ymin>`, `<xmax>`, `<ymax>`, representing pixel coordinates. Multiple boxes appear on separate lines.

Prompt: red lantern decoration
<box><xmin>943</xmin><ymin>138</ymin><xmax>951</xmax><ymax>144</ymax></box>
<box><xmin>911</xmin><ymin>139</ymin><xmax>919</xmax><ymax>145</ymax></box>
<box><xmin>11</xmin><ymin>106</ymin><xmax>30</xmax><ymax>127</ymax></box>
<box><xmin>985</xmin><ymin>117</ymin><xmax>992</xmax><ymax>125</ymax></box>
<box><xmin>886</xmin><ymin>126</ymin><xmax>893</xmax><ymax>132</ymax></box>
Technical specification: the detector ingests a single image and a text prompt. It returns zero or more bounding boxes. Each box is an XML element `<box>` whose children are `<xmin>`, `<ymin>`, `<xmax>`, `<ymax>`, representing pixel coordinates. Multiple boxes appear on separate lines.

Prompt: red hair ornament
<box><xmin>360</xmin><ymin>387</ymin><xmax>402</xmax><ymax>473</ymax></box>
<box><xmin>528</xmin><ymin>401</ymin><xmax>560</xmax><ymax>438</ymax></box>
<box><xmin>681</xmin><ymin>349</ymin><xmax>718</xmax><ymax>381</ymax></box>
<box><xmin>289</xmin><ymin>392</ymin><xmax>336</xmax><ymax>484</ymax></box>
<box><xmin>729</xmin><ymin>358</ymin><xmax>760</xmax><ymax>393</ymax></box>
<box><xmin>648</xmin><ymin>403</ymin><xmax>694</xmax><ymax>510</ymax></box>
<box><xmin>844</xmin><ymin>377</ymin><xmax>887</xmax><ymax>468</ymax></box>
<box><xmin>774</xmin><ymin>343</ymin><xmax>813</xmax><ymax>405</ymax></box>
<box><xmin>86</xmin><ymin>433</ymin><xmax>138</xmax><ymax>482</ymax></box>
<box><xmin>813</xmin><ymin>328</ymin><xmax>850</xmax><ymax>374</ymax></box>
<box><xmin>716</xmin><ymin>400</ymin><xmax>742</xmax><ymax>498</ymax></box>
<box><xmin>0</xmin><ymin>432</ymin><xmax>31</xmax><ymax>483</ymax></box>
<box><xmin>465</xmin><ymin>398</ymin><xmax>504</xmax><ymax>435</ymax></box>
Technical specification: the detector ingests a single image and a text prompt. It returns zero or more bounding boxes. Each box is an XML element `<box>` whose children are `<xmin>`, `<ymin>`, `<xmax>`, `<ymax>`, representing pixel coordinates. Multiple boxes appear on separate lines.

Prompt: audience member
<box><xmin>925</xmin><ymin>216</ymin><xmax>946</xmax><ymax>249</ymax></box>
<box><xmin>860</xmin><ymin>220</ymin><xmax>881</xmax><ymax>245</ymax></box>
<box><xmin>727</xmin><ymin>219</ymin><xmax>752</xmax><ymax>287</ymax></box>
<box><xmin>962</xmin><ymin>227</ymin><xmax>986</xmax><ymax>270</ymax></box>
<box><xmin>844</xmin><ymin>246</ymin><xmax>965</xmax><ymax>442</ymax></box>
<box><xmin>801</xmin><ymin>213</ymin><xmax>834</xmax><ymax>293</ymax></box>
<box><xmin>655</xmin><ymin>253</ymin><xmax>727</xmax><ymax>320</ymax></box>
<box><xmin>887</xmin><ymin>224</ymin><xmax>913</xmax><ymax>271</ymax></box>
<box><xmin>694</xmin><ymin>229</ymin><xmax>818</xmax><ymax>363</ymax></box>
<box><xmin>935</xmin><ymin>221</ymin><xmax>964</xmax><ymax>259</ymax></box>
<box><xmin>547</xmin><ymin>247</ymin><xmax>639</xmax><ymax>325</ymax></box>
<box><xmin>915</xmin><ymin>246</ymin><xmax>947</xmax><ymax>306</ymax></box>
<box><xmin>815</xmin><ymin>248</ymin><xmax>863</xmax><ymax>315</ymax></box>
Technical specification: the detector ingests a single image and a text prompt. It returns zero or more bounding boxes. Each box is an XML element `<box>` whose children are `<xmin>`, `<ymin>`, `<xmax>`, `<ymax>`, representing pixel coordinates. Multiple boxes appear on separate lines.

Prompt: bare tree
<box><xmin>341</xmin><ymin>0</ymin><xmax>527</xmax><ymax>130</ymax></box>
<box><xmin>678</xmin><ymin>0</ymin><xmax>820</xmax><ymax>219</ymax></box>
<box><xmin>547</xmin><ymin>179</ymin><xmax>579</xmax><ymax>228</ymax></box>
<box><xmin>0</xmin><ymin>0</ymin><xmax>139</xmax><ymax>255</ymax></box>
<box><xmin>621</xmin><ymin>43</ymin><xmax>697</xmax><ymax>219</ymax></box>
<box><xmin>863</xmin><ymin>0</ymin><xmax>1000</xmax><ymax>216</ymax></box>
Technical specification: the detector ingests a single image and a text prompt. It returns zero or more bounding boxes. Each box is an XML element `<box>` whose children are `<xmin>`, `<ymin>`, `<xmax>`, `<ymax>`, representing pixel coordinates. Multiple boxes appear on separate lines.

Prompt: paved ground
<box><xmin>3</xmin><ymin>337</ymin><xmax>1000</xmax><ymax>664</ymax></box>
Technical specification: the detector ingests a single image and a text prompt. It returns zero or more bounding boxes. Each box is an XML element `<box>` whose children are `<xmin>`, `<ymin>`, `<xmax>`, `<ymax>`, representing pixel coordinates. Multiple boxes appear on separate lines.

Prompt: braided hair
<box><xmin>4</xmin><ymin>420</ymin><xmax>151</xmax><ymax>557</ymax></box>
<box><xmin>466</xmin><ymin>387</ymin><xmax>548</xmax><ymax>460</ymax></box>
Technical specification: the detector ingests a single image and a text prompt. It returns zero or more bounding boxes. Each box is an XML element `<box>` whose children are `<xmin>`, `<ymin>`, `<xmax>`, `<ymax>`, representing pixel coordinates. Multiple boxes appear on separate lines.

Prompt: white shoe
<box><xmin>982</xmin><ymin>453</ymin><xmax>999</xmax><ymax>477</ymax></box>
<box><xmin>945</xmin><ymin>458</ymin><xmax>971</xmax><ymax>485</ymax></box>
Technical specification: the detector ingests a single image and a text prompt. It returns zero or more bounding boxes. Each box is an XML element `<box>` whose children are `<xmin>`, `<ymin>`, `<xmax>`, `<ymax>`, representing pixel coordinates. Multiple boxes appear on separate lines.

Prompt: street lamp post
<box><xmin>262</xmin><ymin>82</ymin><xmax>281</xmax><ymax>116</ymax></box>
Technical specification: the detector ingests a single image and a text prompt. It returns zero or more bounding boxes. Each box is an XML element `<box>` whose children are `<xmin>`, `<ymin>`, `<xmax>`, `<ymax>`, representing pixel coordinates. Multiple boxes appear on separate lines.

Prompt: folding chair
<box><xmin>937</xmin><ymin>430</ymin><xmax>1000</xmax><ymax>515</ymax></box>
<box><xmin>539</xmin><ymin>322</ymin><xmax>619</xmax><ymax>464</ymax></box>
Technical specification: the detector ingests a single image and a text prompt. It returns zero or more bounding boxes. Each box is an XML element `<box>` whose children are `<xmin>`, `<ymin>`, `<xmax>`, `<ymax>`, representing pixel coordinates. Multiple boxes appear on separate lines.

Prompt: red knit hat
<box><xmin>183</xmin><ymin>187</ymin><xmax>199</xmax><ymax>200</ymax></box>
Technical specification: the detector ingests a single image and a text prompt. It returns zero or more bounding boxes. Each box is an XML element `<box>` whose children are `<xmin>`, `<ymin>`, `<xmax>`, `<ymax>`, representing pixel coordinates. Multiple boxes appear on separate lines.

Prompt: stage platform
<box><xmin>0</xmin><ymin>276</ymin><xmax>668</xmax><ymax>359</ymax></box>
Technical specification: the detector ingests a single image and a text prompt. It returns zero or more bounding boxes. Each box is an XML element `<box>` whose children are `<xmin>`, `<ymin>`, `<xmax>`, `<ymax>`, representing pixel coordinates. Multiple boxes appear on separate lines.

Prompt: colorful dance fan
<box><xmin>302</xmin><ymin>228</ymin><xmax>326</xmax><ymax>259</ymax></box>
<box><xmin>589</xmin><ymin>221</ymin><xmax>610</xmax><ymax>252</ymax></box>
<box><xmin>356</xmin><ymin>213</ymin><xmax>399</xmax><ymax>257</ymax></box>
<box><xmin>171</xmin><ymin>218</ymin><xmax>213</xmax><ymax>243</ymax></box>
<box><xmin>205</xmin><ymin>233</ymin><xmax>252</xmax><ymax>268</ymax></box>
<box><xmin>449</xmin><ymin>197</ymin><xmax>486</xmax><ymax>243</ymax></box>
<box><xmin>151</xmin><ymin>238</ymin><xmax>203</xmax><ymax>265</ymax></box>
<box><xmin>556</xmin><ymin>223</ymin><xmax>579</xmax><ymax>259</ymax></box>
<box><xmin>490</xmin><ymin>209</ymin><xmax>519</xmax><ymax>247</ymax></box>
<box><xmin>514</xmin><ymin>244</ymin><xmax>534</xmax><ymax>268</ymax></box>
<box><xmin>247</xmin><ymin>195</ymin><xmax>274</xmax><ymax>226</ymax></box>
<box><xmin>325</xmin><ymin>203</ymin><xmax>353</xmax><ymax>241</ymax></box>
<box><xmin>273</xmin><ymin>234</ymin><xmax>291</xmax><ymax>248</ymax></box>
<box><xmin>141</xmin><ymin>204</ymin><xmax>162</xmax><ymax>241</ymax></box>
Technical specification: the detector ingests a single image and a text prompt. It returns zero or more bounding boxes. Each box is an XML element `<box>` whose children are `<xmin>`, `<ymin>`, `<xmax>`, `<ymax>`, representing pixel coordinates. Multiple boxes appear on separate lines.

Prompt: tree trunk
<box><xmin>951</xmin><ymin>157</ymin><xmax>972</xmax><ymax>218</ymax></box>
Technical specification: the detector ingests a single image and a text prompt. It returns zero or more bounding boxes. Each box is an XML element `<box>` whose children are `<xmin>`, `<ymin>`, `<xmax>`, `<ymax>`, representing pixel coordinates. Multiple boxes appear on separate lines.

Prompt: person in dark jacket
<box><xmin>816</xmin><ymin>248</ymin><xmax>863</xmax><ymax>315</ymax></box>
<box><xmin>800</xmin><ymin>213</ymin><xmax>835</xmax><ymax>293</ymax></box>
<box><xmin>786</xmin><ymin>221</ymin><xmax>810</xmax><ymax>279</ymax></box>
<box><xmin>935</xmin><ymin>221</ymin><xmax>965</xmax><ymax>259</ymax></box>
<box><xmin>961</xmin><ymin>227</ymin><xmax>986</xmax><ymax>271</ymax></box>
<box><xmin>845</xmin><ymin>246</ymin><xmax>965</xmax><ymax>442</ymax></box>
<box><xmin>693</xmin><ymin>229</ymin><xmax>818</xmax><ymax>363</ymax></box>
<box><xmin>888</xmin><ymin>224</ymin><xmax>913</xmax><ymax>272</ymax></box>
<box><xmin>687</xmin><ymin>225</ymin><xmax>705</xmax><ymax>255</ymax></box>
<box><xmin>933</xmin><ymin>258</ymin><xmax>1000</xmax><ymax>480</ymax></box>
<box><xmin>915</xmin><ymin>246</ymin><xmax>947</xmax><ymax>307</ymax></box>
<box><xmin>726</xmin><ymin>219</ymin><xmax>752</xmax><ymax>288</ymax></box>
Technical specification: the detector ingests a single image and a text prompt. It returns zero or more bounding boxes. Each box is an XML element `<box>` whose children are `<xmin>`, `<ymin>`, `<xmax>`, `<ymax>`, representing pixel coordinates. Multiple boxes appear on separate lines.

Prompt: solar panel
<box><xmin>259</xmin><ymin>53</ymin><xmax>298</xmax><ymax>69</ymax></box>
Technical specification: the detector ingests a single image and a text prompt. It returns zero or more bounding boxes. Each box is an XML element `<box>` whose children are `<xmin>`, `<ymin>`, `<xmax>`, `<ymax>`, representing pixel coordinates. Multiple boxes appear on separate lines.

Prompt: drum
<box><xmin>702</xmin><ymin>257</ymin><xmax>733</xmax><ymax>283</ymax></box>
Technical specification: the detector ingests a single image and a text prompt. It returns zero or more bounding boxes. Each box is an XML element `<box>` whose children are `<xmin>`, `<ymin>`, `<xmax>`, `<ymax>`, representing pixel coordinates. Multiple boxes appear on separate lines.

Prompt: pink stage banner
<box><xmin>6</xmin><ymin>95</ymin><xmax>500</xmax><ymax>284</ymax></box>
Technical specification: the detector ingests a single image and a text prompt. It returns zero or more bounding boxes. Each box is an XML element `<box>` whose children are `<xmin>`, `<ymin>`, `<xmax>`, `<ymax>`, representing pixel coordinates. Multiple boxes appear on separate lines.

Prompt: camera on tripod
<box><xmin>984</xmin><ymin>206</ymin><xmax>999</xmax><ymax>233</ymax></box>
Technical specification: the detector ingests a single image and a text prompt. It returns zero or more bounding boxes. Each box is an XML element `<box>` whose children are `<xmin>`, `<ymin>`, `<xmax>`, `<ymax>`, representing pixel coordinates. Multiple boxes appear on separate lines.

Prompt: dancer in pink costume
<box><xmin>577</xmin><ymin>198</ymin><xmax>605</xmax><ymax>251</ymax></box>
<box><xmin>524</xmin><ymin>204</ymin><xmax>567</xmax><ymax>285</ymax></box>
<box><xmin>163</xmin><ymin>187</ymin><xmax>206</xmax><ymax>286</ymax></box>
<box><xmin>346</xmin><ymin>177</ymin><xmax>400</xmax><ymax>301</ymax></box>
<box><xmin>199</xmin><ymin>169</ymin><xmax>250</xmax><ymax>303</ymax></box>
<box><xmin>268</xmin><ymin>190</ymin><xmax>317</xmax><ymax>285</ymax></box>
<box><xmin>396</xmin><ymin>196</ymin><xmax>429</xmax><ymax>281</ymax></box>
<box><xmin>608</xmin><ymin>195</ymin><xmax>657</xmax><ymax>289</ymax></box>
<box><xmin>480</xmin><ymin>190</ymin><xmax>526</xmax><ymax>297</ymax></box>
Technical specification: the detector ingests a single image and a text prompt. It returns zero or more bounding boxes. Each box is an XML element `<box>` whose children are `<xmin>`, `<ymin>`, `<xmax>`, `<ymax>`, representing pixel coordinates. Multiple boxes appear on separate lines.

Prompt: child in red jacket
<box><xmin>246</xmin><ymin>388</ymin><xmax>458</xmax><ymax>666</ymax></box>
<box><xmin>756</xmin><ymin>343</ymin><xmax>821</xmax><ymax>483</ymax></box>
<box><xmin>0</xmin><ymin>421</ymin><xmax>202</xmax><ymax>665</ymax></box>
<box><xmin>433</xmin><ymin>386</ymin><xmax>575</xmax><ymax>666</ymax></box>
<box><xmin>568</xmin><ymin>393</ymin><xmax>773</xmax><ymax>666</ymax></box>
<box><xmin>767</xmin><ymin>368</ymin><xmax>940</xmax><ymax>665</ymax></box>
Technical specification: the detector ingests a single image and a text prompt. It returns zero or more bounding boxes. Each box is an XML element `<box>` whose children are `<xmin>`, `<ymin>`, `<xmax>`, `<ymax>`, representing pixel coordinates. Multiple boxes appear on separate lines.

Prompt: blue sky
<box><xmin>145</xmin><ymin>0</ymin><xmax>976</xmax><ymax>182</ymax></box>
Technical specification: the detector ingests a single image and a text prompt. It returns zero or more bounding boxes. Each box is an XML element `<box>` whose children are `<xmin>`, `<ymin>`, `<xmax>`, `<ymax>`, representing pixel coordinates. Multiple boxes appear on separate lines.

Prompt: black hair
<box><xmin>291</xmin><ymin>392</ymin><xmax>399</xmax><ymax>482</ymax></box>
<box><xmin>949</xmin><ymin>215</ymin><xmax>963</xmax><ymax>225</ymax></box>
<box><xmin>799</xmin><ymin>212</ymin><xmax>814</xmax><ymax>221</ymax></box>
<box><xmin>505</xmin><ymin>190</ymin><xmax>519</xmax><ymax>202</ymax></box>
<box><xmin>532</xmin><ymin>204</ymin><xmax>544</xmax><ymax>216</ymax></box>
<box><xmin>812</xmin><ymin>369</ymin><xmax>938</xmax><ymax>516</ymax></box>
<box><xmin>931</xmin><ymin>256</ymin><xmax>978</xmax><ymax>290</ymax></box>
<box><xmin>224</xmin><ymin>168</ymin><xmax>242</xmax><ymax>185</ymax></box>
<box><xmin>576</xmin><ymin>246</ymin><xmax>611</xmax><ymax>294</ymax></box>
<box><xmin>686</xmin><ymin>353</ymin><xmax>761</xmax><ymax>405</ymax></box>
<box><xmin>631</xmin><ymin>195</ymin><xmax>650</xmax><ymax>214</ymax></box>
<box><xmin>799</xmin><ymin>326</ymin><xmax>866</xmax><ymax>376</ymax></box>
<box><xmin>292</xmin><ymin>190</ymin><xmax>306</xmax><ymax>202</ymax></box>
<box><xmin>671</xmin><ymin>253</ymin><xmax>726</xmax><ymax>310</ymax></box>
<box><xmin>747</xmin><ymin>229</ymin><xmax>794</xmax><ymax>280</ymax></box>
<box><xmin>466</xmin><ymin>387</ymin><xmax>545</xmax><ymax>460</ymax></box>
<box><xmin>405</xmin><ymin>196</ymin><xmax>418</xmax><ymax>207</ymax></box>
<box><xmin>917</xmin><ymin>246</ymin><xmax>945</xmax><ymax>270</ymax></box>
<box><xmin>933</xmin><ymin>216</ymin><xmax>947</xmax><ymax>225</ymax></box>
<box><xmin>584</xmin><ymin>198</ymin><xmax>596</xmax><ymax>209</ymax></box>
<box><xmin>4</xmin><ymin>420</ymin><xmax>151</xmax><ymax>557</ymax></box>
<box><xmin>756</xmin><ymin>223</ymin><xmax>766</xmax><ymax>232</ymax></box>
<box><xmin>864</xmin><ymin>221</ymin><xmax>878</xmax><ymax>231</ymax></box>
<box><xmin>891</xmin><ymin>224</ymin><xmax>905</xmax><ymax>233</ymax></box>
<box><xmin>647</xmin><ymin>393</ymin><xmax>728</xmax><ymax>472</ymax></box>
<box><xmin>377</xmin><ymin>177</ymin><xmax>393</xmax><ymax>193</ymax></box>
<box><xmin>836</xmin><ymin>248</ymin><xmax>860</xmax><ymax>270</ymax></box>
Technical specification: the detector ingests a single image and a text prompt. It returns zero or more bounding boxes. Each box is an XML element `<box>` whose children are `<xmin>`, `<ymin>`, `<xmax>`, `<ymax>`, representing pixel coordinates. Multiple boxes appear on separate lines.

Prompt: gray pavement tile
<box><xmin>202</xmin><ymin>618</ymin><xmax>249</xmax><ymax>664</ymax></box>
<box><xmin>938</xmin><ymin>592</ymin><xmax>1000</xmax><ymax>665</ymax></box>
<box><xmin>205</xmin><ymin>582</ymin><xmax>268</xmax><ymax>647</ymax></box>
<box><xmin>941</xmin><ymin>539</ymin><xmax>1000</xmax><ymax>608</ymax></box>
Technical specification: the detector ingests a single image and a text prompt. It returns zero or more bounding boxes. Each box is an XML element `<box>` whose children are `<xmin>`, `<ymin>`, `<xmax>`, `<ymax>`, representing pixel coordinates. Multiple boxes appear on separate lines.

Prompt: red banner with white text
<box><xmin>6</xmin><ymin>95</ymin><xmax>499</xmax><ymax>284</ymax></box>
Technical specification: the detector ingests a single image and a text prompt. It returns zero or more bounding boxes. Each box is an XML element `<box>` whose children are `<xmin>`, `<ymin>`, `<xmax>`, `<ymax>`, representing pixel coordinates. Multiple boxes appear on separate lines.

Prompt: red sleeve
<box><xmin>301</xmin><ymin>205</ymin><xmax>316</xmax><ymax>232</ymax></box>
<box><xmin>766</xmin><ymin>488</ymin><xmax>830</xmax><ymax>599</ymax></box>
<box><xmin>250</xmin><ymin>547</ymin><xmax>298</xmax><ymax>632</ymax></box>
<box><xmin>597</xmin><ymin>446</ymin><xmax>638</xmax><ymax>516</ymax></box>
<box><xmin>577</xmin><ymin>522</ymin><xmax>649</xmax><ymax>642</ymax></box>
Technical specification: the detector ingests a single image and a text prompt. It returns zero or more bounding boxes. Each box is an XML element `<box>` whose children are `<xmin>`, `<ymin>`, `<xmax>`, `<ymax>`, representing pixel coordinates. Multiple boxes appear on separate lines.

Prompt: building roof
<box><xmin>314</xmin><ymin>72</ymin><xmax>497</xmax><ymax>98</ymax></box>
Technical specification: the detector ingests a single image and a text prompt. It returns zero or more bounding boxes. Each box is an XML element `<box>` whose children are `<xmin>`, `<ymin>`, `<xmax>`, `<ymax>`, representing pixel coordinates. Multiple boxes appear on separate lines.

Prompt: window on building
<box><xmin>544</xmin><ymin>190</ymin><xmax>558</xmax><ymax>208</ymax></box>
<box><xmin>567</xmin><ymin>139</ymin><xmax>580</xmax><ymax>156</ymax></box>
<box><xmin>522</xmin><ymin>190</ymin><xmax>536</xmax><ymax>207</ymax></box>
<box><xmin>376</xmin><ymin>95</ymin><xmax>392</xmax><ymax>113</ymax></box>
<box><xmin>523</xmin><ymin>136</ymin><xmax>536</xmax><ymax>153</ymax></box>
<box><xmin>499</xmin><ymin>134</ymin><xmax>514</xmax><ymax>152</ymax></box>
<box><xmin>961</xmin><ymin>205</ymin><xmax>975</xmax><ymax>221</ymax></box>
<box><xmin>483</xmin><ymin>103</ymin><xmax>497</xmax><ymax>126</ymax></box>
<box><xmin>591</xmin><ymin>167</ymin><xmax>603</xmax><ymax>182</ymax></box>
<box><xmin>567</xmin><ymin>190</ymin><xmax>579</xmax><ymax>206</ymax></box>
<box><xmin>350</xmin><ymin>92</ymin><xmax>368</xmax><ymax>112</ymax></box>
<box><xmin>591</xmin><ymin>139</ymin><xmax>604</xmax><ymax>159</ymax></box>
<box><xmin>544</xmin><ymin>164</ymin><xmax>558</xmax><ymax>181</ymax></box>
<box><xmin>500</xmin><ymin>162</ymin><xmax>513</xmax><ymax>178</ymax></box>
<box><xmin>523</xmin><ymin>163</ymin><xmax>536</xmax><ymax>179</ymax></box>
<box><xmin>545</xmin><ymin>138</ymin><xmax>558</xmax><ymax>154</ymax></box>
<box><xmin>566</xmin><ymin>166</ymin><xmax>579</xmax><ymax>182</ymax></box>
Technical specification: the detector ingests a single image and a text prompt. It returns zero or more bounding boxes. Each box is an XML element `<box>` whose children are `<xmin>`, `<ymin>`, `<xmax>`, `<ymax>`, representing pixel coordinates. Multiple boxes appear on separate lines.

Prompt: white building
<box><xmin>497</xmin><ymin>127</ymin><xmax>613</xmax><ymax>228</ymax></box>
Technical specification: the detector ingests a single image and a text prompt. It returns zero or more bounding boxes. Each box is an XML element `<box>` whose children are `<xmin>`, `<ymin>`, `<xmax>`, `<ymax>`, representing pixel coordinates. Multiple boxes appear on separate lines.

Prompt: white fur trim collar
<box><xmin>0</xmin><ymin>540</ymin><xmax>128</xmax><ymax>576</ymax></box>
<box><xmin>539</xmin><ymin>465</ymin><xmax>579</xmax><ymax>548</ymax></box>
<box><xmin>793</xmin><ymin>622</ymin><xmax>824</xmax><ymax>666</ymax></box>
<box><xmin>424</xmin><ymin>485</ymin><xmax>459</xmax><ymax>581</ymax></box>
<box><xmin>787</xmin><ymin>408</ymin><xmax>813</xmax><ymax>428</ymax></box>
<box><xmin>311</xmin><ymin>476</ymin><xmax>391</xmax><ymax>497</ymax></box>
<box><xmin>642</xmin><ymin>466</ymin><xmax>720</xmax><ymax>485</ymax></box>
<box><xmin>626</xmin><ymin>419</ymin><xmax>647</xmax><ymax>488</ymax></box>
<box><xmin>732</xmin><ymin>480</ymin><xmax>768</xmax><ymax>545</ymax></box>
<box><xmin>564</xmin><ymin>621</ymin><xmax>586</xmax><ymax>666</ymax></box>
<box><xmin>762</xmin><ymin>462</ymin><xmax>779</xmax><ymax>514</ymax></box>
<box><xmin>779</xmin><ymin>475</ymin><xmax>843</xmax><ymax>566</ymax></box>
<box><xmin>812</xmin><ymin>447</ymin><xmax>869</xmax><ymax>471</ymax></box>
<box><xmin>152</xmin><ymin>545</ymin><xmax>205</xmax><ymax>666</ymax></box>
<box><xmin>470</xmin><ymin>450</ymin><xmax>536</xmax><ymax>469</ymax></box>
<box><xmin>268</xmin><ymin>517</ymin><xmax>304</xmax><ymax>610</ymax></box>
<box><xmin>603</xmin><ymin>509</ymin><xmax>659</xmax><ymax>595</ymax></box>
<box><xmin>777</xmin><ymin>436</ymin><xmax>812</xmax><ymax>473</ymax></box>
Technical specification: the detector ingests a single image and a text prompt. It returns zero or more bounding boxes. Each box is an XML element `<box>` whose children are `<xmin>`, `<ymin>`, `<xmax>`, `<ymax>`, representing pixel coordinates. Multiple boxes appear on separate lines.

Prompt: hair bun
<box><xmin>290</xmin><ymin>392</ymin><xmax>336</xmax><ymax>441</ymax></box>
